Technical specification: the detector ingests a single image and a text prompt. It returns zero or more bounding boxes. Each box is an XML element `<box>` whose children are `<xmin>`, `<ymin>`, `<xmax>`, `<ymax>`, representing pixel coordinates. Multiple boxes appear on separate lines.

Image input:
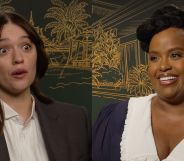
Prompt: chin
<box><xmin>157</xmin><ymin>90</ymin><xmax>178</xmax><ymax>100</ymax></box>
<box><xmin>11</xmin><ymin>84</ymin><xmax>31</xmax><ymax>95</ymax></box>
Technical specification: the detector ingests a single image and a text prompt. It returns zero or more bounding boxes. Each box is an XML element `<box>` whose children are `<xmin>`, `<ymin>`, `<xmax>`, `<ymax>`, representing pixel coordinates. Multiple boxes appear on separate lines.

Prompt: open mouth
<box><xmin>160</xmin><ymin>76</ymin><xmax>177</xmax><ymax>81</ymax></box>
<box><xmin>159</xmin><ymin>76</ymin><xmax>177</xmax><ymax>85</ymax></box>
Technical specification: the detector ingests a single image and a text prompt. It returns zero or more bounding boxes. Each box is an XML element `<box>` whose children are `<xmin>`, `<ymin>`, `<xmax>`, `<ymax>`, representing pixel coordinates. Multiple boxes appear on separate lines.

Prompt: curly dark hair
<box><xmin>136</xmin><ymin>4</ymin><xmax>184</xmax><ymax>52</ymax></box>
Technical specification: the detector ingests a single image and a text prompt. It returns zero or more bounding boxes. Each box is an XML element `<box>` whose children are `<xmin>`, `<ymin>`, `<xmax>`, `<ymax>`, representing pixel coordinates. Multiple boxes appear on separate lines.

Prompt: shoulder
<box><xmin>37</xmin><ymin>98</ymin><xmax>87</xmax><ymax>113</ymax></box>
<box><xmin>94</xmin><ymin>100</ymin><xmax>129</xmax><ymax>127</ymax></box>
<box><xmin>35</xmin><ymin>99</ymin><xmax>90</xmax><ymax>161</ymax></box>
<box><xmin>35</xmin><ymin>98</ymin><xmax>89</xmax><ymax>124</ymax></box>
<box><xmin>92</xmin><ymin>100</ymin><xmax>129</xmax><ymax>140</ymax></box>
<box><xmin>51</xmin><ymin>101</ymin><xmax>89</xmax><ymax>123</ymax></box>
<box><xmin>102</xmin><ymin>100</ymin><xmax>128</xmax><ymax>115</ymax></box>
<box><xmin>48</xmin><ymin>100</ymin><xmax>87</xmax><ymax>114</ymax></box>
<box><xmin>92</xmin><ymin>100</ymin><xmax>129</xmax><ymax>161</ymax></box>
<box><xmin>129</xmin><ymin>94</ymin><xmax>156</xmax><ymax>104</ymax></box>
<box><xmin>128</xmin><ymin>94</ymin><xmax>156</xmax><ymax>114</ymax></box>
<box><xmin>36</xmin><ymin>99</ymin><xmax>90</xmax><ymax>138</ymax></box>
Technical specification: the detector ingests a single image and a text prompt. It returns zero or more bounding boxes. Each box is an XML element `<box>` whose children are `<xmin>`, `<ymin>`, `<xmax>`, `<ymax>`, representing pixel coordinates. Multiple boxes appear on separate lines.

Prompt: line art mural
<box><xmin>1</xmin><ymin>0</ymin><xmax>184</xmax><ymax>121</ymax></box>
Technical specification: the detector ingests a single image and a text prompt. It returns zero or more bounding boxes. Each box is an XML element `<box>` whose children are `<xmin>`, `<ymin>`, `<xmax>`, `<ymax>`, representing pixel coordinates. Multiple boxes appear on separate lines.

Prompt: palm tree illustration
<box><xmin>127</xmin><ymin>64</ymin><xmax>153</xmax><ymax>96</ymax></box>
<box><xmin>92</xmin><ymin>24</ymin><xmax>121</xmax><ymax>87</ymax></box>
<box><xmin>44</xmin><ymin>0</ymin><xmax>90</xmax><ymax>65</ymax></box>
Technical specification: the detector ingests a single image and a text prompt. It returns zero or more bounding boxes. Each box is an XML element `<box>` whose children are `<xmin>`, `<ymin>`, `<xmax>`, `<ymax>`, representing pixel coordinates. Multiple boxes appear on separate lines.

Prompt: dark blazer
<box><xmin>0</xmin><ymin>98</ymin><xmax>91</xmax><ymax>161</ymax></box>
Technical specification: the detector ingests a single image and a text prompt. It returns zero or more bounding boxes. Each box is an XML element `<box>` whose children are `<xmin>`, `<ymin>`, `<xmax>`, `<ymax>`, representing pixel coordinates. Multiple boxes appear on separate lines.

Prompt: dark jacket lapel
<box><xmin>0</xmin><ymin>134</ymin><xmax>10</xmax><ymax>161</ymax></box>
<box><xmin>0</xmin><ymin>99</ymin><xmax>75</xmax><ymax>161</ymax></box>
<box><xmin>35</xmin><ymin>99</ymin><xmax>68</xmax><ymax>161</ymax></box>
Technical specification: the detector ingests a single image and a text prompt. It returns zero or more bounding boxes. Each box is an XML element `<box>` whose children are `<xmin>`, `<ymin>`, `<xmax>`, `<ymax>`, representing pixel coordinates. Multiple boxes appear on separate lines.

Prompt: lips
<box><xmin>160</xmin><ymin>76</ymin><xmax>177</xmax><ymax>81</ymax></box>
<box><xmin>158</xmin><ymin>74</ymin><xmax>178</xmax><ymax>85</ymax></box>
<box><xmin>11</xmin><ymin>69</ymin><xmax>28</xmax><ymax>78</ymax></box>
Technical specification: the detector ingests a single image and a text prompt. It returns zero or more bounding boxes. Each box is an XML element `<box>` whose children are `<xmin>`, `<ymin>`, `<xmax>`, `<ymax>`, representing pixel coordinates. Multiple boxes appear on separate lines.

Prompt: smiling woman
<box><xmin>147</xmin><ymin>27</ymin><xmax>184</xmax><ymax>102</ymax></box>
<box><xmin>92</xmin><ymin>4</ymin><xmax>184</xmax><ymax>161</ymax></box>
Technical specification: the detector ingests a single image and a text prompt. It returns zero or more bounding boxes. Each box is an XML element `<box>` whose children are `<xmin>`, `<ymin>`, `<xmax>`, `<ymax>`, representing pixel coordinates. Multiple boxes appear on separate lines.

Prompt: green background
<box><xmin>2</xmin><ymin>0</ymin><xmax>184</xmax><ymax>123</ymax></box>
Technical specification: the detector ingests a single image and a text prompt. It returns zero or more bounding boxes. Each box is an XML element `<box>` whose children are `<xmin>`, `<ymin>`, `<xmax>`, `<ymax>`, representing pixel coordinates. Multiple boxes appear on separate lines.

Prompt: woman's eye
<box><xmin>22</xmin><ymin>44</ymin><xmax>32</xmax><ymax>51</ymax></box>
<box><xmin>170</xmin><ymin>52</ymin><xmax>182</xmax><ymax>59</ymax></box>
<box><xmin>0</xmin><ymin>48</ymin><xmax>8</xmax><ymax>54</ymax></box>
<box><xmin>149</xmin><ymin>55</ymin><xmax>158</xmax><ymax>62</ymax></box>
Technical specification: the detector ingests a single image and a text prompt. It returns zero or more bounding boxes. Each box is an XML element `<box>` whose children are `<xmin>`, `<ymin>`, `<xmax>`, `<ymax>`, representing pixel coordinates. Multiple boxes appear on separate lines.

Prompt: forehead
<box><xmin>0</xmin><ymin>22</ymin><xmax>28</xmax><ymax>40</ymax></box>
<box><xmin>152</xmin><ymin>28</ymin><xmax>184</xmax><ymax>40</ymax></box>
<box><xmin>149</xmin><ymin>27</ymin><xmax>184</xmax><ymax>51</ymax></box>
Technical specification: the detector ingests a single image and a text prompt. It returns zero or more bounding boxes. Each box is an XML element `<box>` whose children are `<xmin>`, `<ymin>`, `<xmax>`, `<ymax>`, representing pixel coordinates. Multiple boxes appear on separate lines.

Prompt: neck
<box><xmin>153</xmin><ymin>96</ymin><xmax>184</xmax><ymax>116</ymax></box>
<box><xmin>0</xmin><ymin>89</ymin><xmax>33</xmax><ymax>122</ymax></box>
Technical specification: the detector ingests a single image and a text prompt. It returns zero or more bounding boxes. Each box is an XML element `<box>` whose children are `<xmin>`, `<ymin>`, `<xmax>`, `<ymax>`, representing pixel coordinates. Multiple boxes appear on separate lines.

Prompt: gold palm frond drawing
<box><xmin>92</xmin><ymin>23</ymin><xmax>120</xmax><ymax>70</ymax></box>
<box><xmin>92</xmin><ymin>24</ymin><xmax>121</xmax><ymax>87</ymax></box>
<box><xmin>127</xmin><ymin>64</ymin><xmax>153</xmax><ymax>96</ymax></box>
<box><xmin>0</xmin><ymin>0</ymin><xmax>14</xmax><ymax>12</ymax></box>
<box><xmin>44</xmin><ymin>0</ymin><xmax>90</xmax><ymax>41</ymax></box>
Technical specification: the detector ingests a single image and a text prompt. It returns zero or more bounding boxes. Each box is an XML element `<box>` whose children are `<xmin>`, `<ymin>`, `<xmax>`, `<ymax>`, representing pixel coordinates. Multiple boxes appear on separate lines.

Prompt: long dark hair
<box><xmin>0</xmin><ymin>11</ymin><xmax>53</xmax><ymax>133</ymax></box>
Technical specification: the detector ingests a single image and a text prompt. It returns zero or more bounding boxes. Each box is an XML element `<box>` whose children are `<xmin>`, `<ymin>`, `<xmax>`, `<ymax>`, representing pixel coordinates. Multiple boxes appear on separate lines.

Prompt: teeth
<box><xmin>160</xmin><ymin>76</ymin><xmax>176</xmax><ymax>81</ymax></box>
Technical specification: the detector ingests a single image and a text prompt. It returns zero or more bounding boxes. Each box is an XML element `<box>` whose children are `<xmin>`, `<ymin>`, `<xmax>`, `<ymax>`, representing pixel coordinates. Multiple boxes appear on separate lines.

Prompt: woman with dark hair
<box><xmin>0</xmin><ymin>11</ymin><xmax>90</xmax><ymax>161</ymax></box>
<box><xmin>93</xmin><ymin>4</ymin><xmax>184</xmax><ymax>161</ymax></box>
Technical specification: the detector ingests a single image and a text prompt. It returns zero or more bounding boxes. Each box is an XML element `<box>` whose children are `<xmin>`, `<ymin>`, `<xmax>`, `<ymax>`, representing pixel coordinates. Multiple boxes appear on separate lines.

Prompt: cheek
<box><xmin>32</xmin><ymin>62</ymin><xmax>37</xmax><ymax>75</ymax></box>
<box><xmin>29</xmin><ymin>54</ymin><xmax>37</xmax><ymax>75</ymax></box>
<box><xmin>33</xmin><ymin>56</ymin><xmax>37</xmax><ymax>74</ymax></box>
<box><xmin>147</xmin><ymin>64</ymin><xmax>156</xmax><ymax>78</ymax></box>
<box><xmin>174</xmin><ymin>62</ymin><xmax>184</xmax><ymax>74</ymax></box>
<box><xmin>0</xmin><ymin>61</ymin><xmax>11</xmax><ymax>84</ymax></box>
<box><xmin>0</xmin><ymin>60</ymin><xmax>9</xmax><ymax>74</ymax></box>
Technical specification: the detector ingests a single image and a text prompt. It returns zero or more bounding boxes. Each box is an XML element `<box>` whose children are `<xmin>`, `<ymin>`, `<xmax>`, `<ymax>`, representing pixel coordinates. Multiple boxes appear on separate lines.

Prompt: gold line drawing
<box><xmin>0</xmin><ymin>0</ymin><xmax>14</xmax><ymax>12</ymax></box>
<box><xmin>44</xmin><ymin>0</ymin><xmax>90</xmax><ymax>69</ymax></box>
<box><xmin>92</xmin><ymin>23</ymin><xmax>121</xmax><ymax>88</ymax></box>
<box><xmin>91</xmin><ymin>0</ymin><xmax>173</xmax><ymax>99</ymax></box>
<box><xmin>27</xmin><ymin>0</ymin><xmax>92</xmax><ymax>91</ymax></box>
<box><xmin>127</xmin><ymin>64</ymin><xmax>153</xmax><ymax>96</ymax></box>
<box><xmin>6</xmin><ymin>0</ymin><xmax>183</xmax><ymax>99</ymax></box>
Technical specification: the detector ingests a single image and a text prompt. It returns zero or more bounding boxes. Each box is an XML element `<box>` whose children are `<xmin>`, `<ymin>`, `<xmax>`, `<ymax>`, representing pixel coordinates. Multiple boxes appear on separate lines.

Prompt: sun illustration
<box><xmin>127</xmin><ymin>64</ymin><xmax>153</xmax><ymax>96</ymax></box>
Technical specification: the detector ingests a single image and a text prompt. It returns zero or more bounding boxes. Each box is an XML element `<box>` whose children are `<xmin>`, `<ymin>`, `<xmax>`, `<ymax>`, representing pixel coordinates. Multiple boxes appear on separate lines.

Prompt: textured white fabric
<box><xmin>1</xmin><ymin>97</ymin><xmax>49</xmax><ymax>161</ymax></box>
<box><xmin>120</xmin><ymin>94</ymin><xmax>184</xmax><ymax>161</ymax></box>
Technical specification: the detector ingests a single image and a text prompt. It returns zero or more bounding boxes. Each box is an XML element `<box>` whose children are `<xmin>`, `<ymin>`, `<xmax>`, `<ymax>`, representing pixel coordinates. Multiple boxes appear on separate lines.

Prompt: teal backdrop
<box><xmin>1</xmin><ymin>0</ymin><xmax>184</xmax><ymax>122</ymax></box>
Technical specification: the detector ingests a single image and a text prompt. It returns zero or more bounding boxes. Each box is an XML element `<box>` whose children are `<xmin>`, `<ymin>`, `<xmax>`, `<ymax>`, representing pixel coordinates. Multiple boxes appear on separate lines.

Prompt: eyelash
<box><xmin>0</xmin><ymin>43</ymin><xmax>32</xmax><ymax>54</ymax></box>
<box><xmin>0</xmin><ymin>48</ymin><xmax>9</xmax><ymax>54</ymax></box>
<box><xmin>148</xmin><ymin>51</ymin><xmax>183</xmax><ymax>62</ymax></box>
<box><xmin>22</xmin><ymin>44</ymin><xmax>32</xmax><ymax>51</ymax></box>
<box><xmin>170</xmin><ymin>52</ymin><xmax>182</xmax><ymax>59</ymax></box>
<box><xmin>149</xmin><ymin>55</ymin><xmax>158</xmax><ymax>62</ymax></box>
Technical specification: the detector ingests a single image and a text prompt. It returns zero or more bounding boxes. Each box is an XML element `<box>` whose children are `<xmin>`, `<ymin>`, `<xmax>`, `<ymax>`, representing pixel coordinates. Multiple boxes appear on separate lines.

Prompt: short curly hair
<box><xmin>136</xmin><ymin>4</ymin><xmax>184</xmax><ymax>52</ymax></box>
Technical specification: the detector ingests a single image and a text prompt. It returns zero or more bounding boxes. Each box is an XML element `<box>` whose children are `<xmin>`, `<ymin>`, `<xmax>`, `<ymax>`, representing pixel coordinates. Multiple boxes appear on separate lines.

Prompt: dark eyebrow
<box><xmin>0</xmin><ymin>38</ymin><xmax>8</xmax><ymax>42</ymax></box>
<box><xmin>168</xmin><ymin>48</ymin><xmax>184</xmax><ymax>52</ymax></box>
<box><xmin>0</xmin><ymin>35</ymin><xmax>30</xmax><ymax>42</ymax></box>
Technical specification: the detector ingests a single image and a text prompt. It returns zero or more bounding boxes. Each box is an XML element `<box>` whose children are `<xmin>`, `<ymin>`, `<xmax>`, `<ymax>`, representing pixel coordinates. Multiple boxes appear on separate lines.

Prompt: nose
<box><xmin>12</xmin><ymin>49</ymin><xmax>24</xmax><ymax>65</ymax></box>
<box><xmin>159</xmin><ymin>58</ymin><xmax>172</xmax><ymax>72</ymax></box>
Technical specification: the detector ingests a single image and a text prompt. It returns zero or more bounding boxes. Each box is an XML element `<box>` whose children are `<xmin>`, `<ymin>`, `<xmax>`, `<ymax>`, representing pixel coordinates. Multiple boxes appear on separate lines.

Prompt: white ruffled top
<box><xmin>120</xmin><ymin>94</ymin><xmax>184</xmax><ymax>161</ymax></box>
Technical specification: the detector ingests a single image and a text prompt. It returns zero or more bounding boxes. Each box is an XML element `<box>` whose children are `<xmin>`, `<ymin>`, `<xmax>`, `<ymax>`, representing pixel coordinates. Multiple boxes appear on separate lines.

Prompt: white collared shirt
<box><xmin>120</xmin><ymin>94</ymin><xmax>184</xmax><ymax>161</ymax></box>
<box><xmin>1</xmin><ymin>97</ymin><xmax>49</xmax><ymax>161</ymax></box>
